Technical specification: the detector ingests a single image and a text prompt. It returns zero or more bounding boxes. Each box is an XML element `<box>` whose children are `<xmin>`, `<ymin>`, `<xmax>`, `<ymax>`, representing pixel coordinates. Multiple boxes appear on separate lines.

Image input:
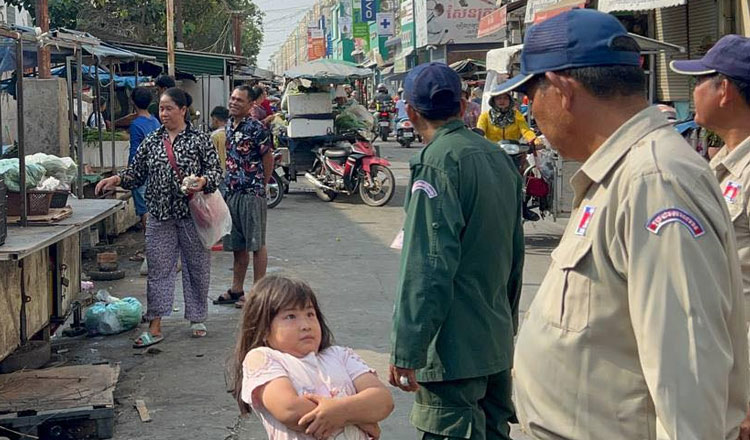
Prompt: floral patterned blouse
<box><xmin>118</xmin><ymin>124</ymin><xmax>222</xmax><ymax>221</ymax></box>
<box><xmin>224</xmin><ymin>116</ymin><xmax>273</xmax><ymax>196</ymax></box>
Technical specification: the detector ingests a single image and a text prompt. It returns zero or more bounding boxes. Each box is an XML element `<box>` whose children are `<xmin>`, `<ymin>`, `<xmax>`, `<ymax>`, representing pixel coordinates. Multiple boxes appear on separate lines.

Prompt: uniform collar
<box><xmin>710</xmin><ymin>135</ymin><xmax>750</xmax><ymax>178</ymax></box>
<box><xmin>428</xmin><ymin>119</ymin><xmax>464</xmax><ymax>145</ymax></box>
<box><xmin>573</xmin><ymin>106</ymin><xmax>673</xmax><ymax>195</ymax></box>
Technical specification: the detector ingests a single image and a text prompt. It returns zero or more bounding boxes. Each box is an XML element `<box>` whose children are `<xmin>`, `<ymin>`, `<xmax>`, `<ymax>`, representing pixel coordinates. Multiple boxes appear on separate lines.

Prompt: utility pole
<box><xmin>36</xmin><ymin>0</ymin><xmax>51</xmax><ymax>78</ymax></box>
<box><xmin>175</xmin><ymin>0</ymin><xmax>184</xmax><ymax>49</ymax></box>
<box><xmin>166</xmin><ymin>0</ymin><xmax>176</xmax><ymax>77</ymax></box>
<box><xmin>232</xmin><ymin>12</ymin><xmax>243</xmax><ymax>58</ymax></box>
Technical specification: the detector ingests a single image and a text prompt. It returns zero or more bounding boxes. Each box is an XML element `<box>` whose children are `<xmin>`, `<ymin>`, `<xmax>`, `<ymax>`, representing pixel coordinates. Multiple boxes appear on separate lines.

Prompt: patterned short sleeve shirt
<box><xmin>224</xmin><ymin>116</ymin><xmax>273</xmax><ymax>196</ymax></box>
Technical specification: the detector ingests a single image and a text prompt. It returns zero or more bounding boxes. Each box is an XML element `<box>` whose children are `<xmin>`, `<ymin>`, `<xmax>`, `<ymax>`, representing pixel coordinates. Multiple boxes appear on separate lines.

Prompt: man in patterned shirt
<box><xmin>215</xmin><ymin>85</ymin><xmax>273</xmax><ymax>308</ymax></box>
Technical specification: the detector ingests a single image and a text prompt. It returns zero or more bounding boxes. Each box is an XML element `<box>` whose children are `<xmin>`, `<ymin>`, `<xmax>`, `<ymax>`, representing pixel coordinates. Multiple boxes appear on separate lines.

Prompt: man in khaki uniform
<box><xmin>671</xmin><ymin>35</ymin><xmax>750</xmax><ymax>439</ymax></box>
<box><xmin>496</xmin><ymin>10</ymin><xmax>749</xmax><ymax>439</ymax></box>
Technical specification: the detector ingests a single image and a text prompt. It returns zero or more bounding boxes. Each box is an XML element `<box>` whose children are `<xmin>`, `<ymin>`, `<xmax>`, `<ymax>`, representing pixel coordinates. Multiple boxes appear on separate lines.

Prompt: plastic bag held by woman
<box><xmin>189</xmin><ymin>191</ymin><xmax>232</xmax><ymax>248</ymax></box>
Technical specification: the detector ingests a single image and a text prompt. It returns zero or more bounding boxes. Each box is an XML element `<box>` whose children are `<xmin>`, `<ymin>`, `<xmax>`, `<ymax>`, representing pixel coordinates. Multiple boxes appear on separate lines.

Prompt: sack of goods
<box><xmin>84</xmin><ymin>290</ymin><xmax>143</xmax><ymax>336</ymax></box>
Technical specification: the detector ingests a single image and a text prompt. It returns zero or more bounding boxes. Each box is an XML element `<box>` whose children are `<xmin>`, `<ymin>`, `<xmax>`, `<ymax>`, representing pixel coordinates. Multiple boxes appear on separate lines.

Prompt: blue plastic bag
<box><xmin>85</xmin><ymin>297</ymin><xmax>143</xmax><ymax>335</ymax></box>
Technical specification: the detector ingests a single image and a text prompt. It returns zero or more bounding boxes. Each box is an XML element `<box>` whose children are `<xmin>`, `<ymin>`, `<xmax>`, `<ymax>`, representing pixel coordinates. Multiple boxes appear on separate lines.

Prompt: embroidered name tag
<box><xmin>723</xmin><ymin>181</ymin><xmax>742</xmax><ymax>204</ymax></box>
<box><xmin>645</xmin><ymin>208</ymin><xmax>705</xmax><ymax>238</ymax></box>
<box><xmin>412</xmin><ymin>180</ymin><xmax>438</xmax><ymax>198</ymax></box>
<box><xmin>575</xmin><ymin>205</ymin><xmax>596</xmax><ymax>236</ymax></box>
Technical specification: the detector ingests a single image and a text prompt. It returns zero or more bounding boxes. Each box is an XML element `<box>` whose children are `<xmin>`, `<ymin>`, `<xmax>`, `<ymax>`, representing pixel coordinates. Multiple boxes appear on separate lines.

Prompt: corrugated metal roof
<box><xmin>110</xmin><ymin>42</ymin><xmax>245</xmax><ymax>76</ymax></box>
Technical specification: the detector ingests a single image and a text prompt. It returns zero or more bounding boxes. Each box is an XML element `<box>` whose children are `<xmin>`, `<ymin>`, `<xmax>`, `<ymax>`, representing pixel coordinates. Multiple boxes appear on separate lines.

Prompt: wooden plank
<box><xmin>134</xmin><ymin>399</ymin><xmax>151</xmax><ymax>422</ymax></box>
<box><xmin>59</xmin><ymin>234</ymin><xmax>80</xmax><ymax>317</ymax></box>
<box><xmin>6</xmin><ymin>207</ymin><xmax>73</xmax><ymax>225</ymax></box>
<box><xmin>0</xmin><ymin>364</ymin><xmax>120</xmax><ymax>413</ymax></box>
<box><xmin>24</xmin><ymin>248</ymin><xmax>51</xmax><ymax>340</ymax></box>
<box><xmin>0</xmin><ymin>261</ymin><xmax>22</xmax><ymax>361</ymax></box>
<box><xmin>0</xmin><ymin>225</ymin><xmax>77</xmax><ymax>261</ymax></box>
<box><xmin>59</xmin><ymin>198</ymin><xmax>124</xmax><ymax>229</ymax></box>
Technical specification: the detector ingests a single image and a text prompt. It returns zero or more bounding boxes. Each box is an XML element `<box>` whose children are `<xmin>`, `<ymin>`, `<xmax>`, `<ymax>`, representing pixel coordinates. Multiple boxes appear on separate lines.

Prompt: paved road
<box><xmin>56</xmin><ymin>139</ymin><xmax>563</xmax><ymax>439</ymax></box>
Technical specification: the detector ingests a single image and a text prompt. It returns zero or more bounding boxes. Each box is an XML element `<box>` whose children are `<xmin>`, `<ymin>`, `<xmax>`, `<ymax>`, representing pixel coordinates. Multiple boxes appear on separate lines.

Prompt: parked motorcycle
<box><xmin>395</xmin><ymin>118</ymin><xmax>415</xmax><ymax>148</ymax></box>
<box><xmin>304</xmin><ymin>133</ymin><xmax>396</xmax><ymax>207</ymax></box>
<box><xmin>267</xmin><ymin>149</ymin><xmax>287</xmax><ymax>209</ymax></box>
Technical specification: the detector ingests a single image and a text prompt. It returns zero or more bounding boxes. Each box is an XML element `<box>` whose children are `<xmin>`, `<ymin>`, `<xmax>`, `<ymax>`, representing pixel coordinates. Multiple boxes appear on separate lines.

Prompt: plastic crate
<box><xmin>50</xmin><ymin>190</ymin><xmax>70</xmax><ymax>208</ymax></box>
<box><xmin>7</xmin><ymin>190</ymin><xmax>53</xmax><ymax>216</ymax></box>
<box><xmin>0</xmin><ymin>179</ymin><xmax>6</xmax><ymax>246</ymax></box>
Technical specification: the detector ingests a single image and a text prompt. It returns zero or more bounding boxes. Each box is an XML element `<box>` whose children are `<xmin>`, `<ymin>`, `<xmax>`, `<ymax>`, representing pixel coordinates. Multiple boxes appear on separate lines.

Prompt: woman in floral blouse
<box><xmin>96</xmin><ymin>87</ymin><xmax>222</xmax><ymax>348</ymax></box>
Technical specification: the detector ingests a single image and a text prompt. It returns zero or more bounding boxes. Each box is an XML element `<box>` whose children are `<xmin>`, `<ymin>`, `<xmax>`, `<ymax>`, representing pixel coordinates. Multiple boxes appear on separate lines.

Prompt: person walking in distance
<box><xmin>498</xmin><ymin>10</ymin><xmax>748</xmax><ymax>439</ymax></box>
<box><xmin>390</xmin><ymin>62</ymin><xmax>524</xmax><ymax>439</ymax></box>
<box><xmin>671</xmin><ymin>34</ymin><xmax>750</xmax><ymax>440</ymax></box>
<box><xmin>214</xmin><ymin>85</ymin><xmax>273</xmax><ymax>308</ymax></box>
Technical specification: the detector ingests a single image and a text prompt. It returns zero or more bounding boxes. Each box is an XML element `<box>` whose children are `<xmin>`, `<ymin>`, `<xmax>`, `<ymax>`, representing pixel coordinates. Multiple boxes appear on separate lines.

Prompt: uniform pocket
<box><xmin>410</xmin><ymin>403</ymin><xmax>473</xmax><ymax>439</ymax></box>
<box><xmin>728</xmin><ymin>202</ymin><xmax>743</xmax><ymax>224</ymax></box>
<box><xmin>549</xmin><ymin>238</ymin><xmax>593</xmax><ymax>332</ymax></box>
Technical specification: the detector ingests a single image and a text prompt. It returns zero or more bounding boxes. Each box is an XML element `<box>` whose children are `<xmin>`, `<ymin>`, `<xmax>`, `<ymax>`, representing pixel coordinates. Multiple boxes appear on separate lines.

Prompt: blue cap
<box><xmin>495</xmin><ymin>9</ymin><xmax>641</xmax><ymax>95</ymax></box>
<box><xmin>404</xmin><ymin>62</ymin><xmax>462</xmax><ymax>120</ymax></box>
<box><xmin>670</xmin><ymin>35</ymin><xmax>750</xmax><ymax>82</ymax></box>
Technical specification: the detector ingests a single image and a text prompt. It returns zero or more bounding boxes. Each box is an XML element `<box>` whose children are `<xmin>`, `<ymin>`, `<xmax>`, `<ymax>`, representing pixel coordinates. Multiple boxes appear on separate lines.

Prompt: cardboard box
<box><xmin>287</xmin><ymin>118</ymin><xmax>334</xmax><ymax>138</ymax></box>
<box><xmin>287</xmin><ymin>93</ymin><xmax>332</xmax><ymax>117</ymax></box>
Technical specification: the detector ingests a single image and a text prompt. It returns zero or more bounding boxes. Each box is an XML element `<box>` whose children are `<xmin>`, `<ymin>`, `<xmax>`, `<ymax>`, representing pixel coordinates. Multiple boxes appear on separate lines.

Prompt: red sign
<box><xmin>307</xmin><ymin>27</ymin><xmax>326</xmax><ymax>60</ymax></box>
<box><xmin>477</xmin><ymin>6</ymin><xmax>508</xmax><ymax>39</ymax></box>
<box><xmin>533</xmin><ymin>0</ymin><xmax>587</xmax><ymax>23</ymax></box>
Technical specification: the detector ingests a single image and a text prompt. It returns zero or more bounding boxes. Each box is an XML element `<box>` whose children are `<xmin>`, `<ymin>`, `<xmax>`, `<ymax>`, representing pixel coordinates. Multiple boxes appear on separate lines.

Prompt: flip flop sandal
<box><xmin>133</xmin><ymin>331</ymin><xmax>163</xmax><ymax>348</ymax></box>
<box><xmin>234</xmin><ymin>297</ymin><xmax>247</xmax><ymax>309</ymax></box>
<box><xmin>190</xmin><ymin>323</ymin><xmax>207</xmax><ymax>338</ymax></box>
<box><xmin>213</xmin><ymin>289</ymin><xmax>243</xmax><ymax>305</ymax></box>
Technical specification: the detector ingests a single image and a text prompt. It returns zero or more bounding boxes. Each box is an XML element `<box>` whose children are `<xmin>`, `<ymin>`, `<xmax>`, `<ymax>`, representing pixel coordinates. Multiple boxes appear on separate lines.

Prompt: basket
<box><xmin>50</xmin><ymin>190</ymin><xmax>70</xmax><ymax>209</ymax></box>
<box><xmin>0</xmin><ymin>179</ymin><xmax>6</xmax><ymax>246</ymax></box>
<box><xmin>7</xmin><ymin>190</ymin><xmax>53</xmax><ymax>216</ymax></box>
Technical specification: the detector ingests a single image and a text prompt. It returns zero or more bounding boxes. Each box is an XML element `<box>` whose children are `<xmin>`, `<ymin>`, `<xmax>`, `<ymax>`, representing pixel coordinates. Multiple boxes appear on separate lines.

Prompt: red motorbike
<box><xmin>304</xmin><ymin>132</ymin><xmax>395</xmax><ymax>207</ymax></box>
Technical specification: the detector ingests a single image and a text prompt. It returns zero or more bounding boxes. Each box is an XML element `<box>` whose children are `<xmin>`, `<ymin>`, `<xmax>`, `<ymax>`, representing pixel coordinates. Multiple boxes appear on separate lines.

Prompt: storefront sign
<box><xmin>414</xmin><ymin>0</ymin><xmax>503</xmax><ymax>47</ymax></box>
<box><xmin>377</xmin><ymin>12</ymin><xmax>395</xmax><ymax>36</ymax></box>
<box><xmin>533</xmin><ymin>0</ymin><xmax>586</xmax><ymax>22</ymax></box>
<box><xmin>477</xmin><ymin>5</ymin><xmax>507</xmax><ymax>39</ymax></box>
<box><xmin>308</xmin><ymin>27</ymin><xmax>326</xmax><ymax>60</ymax></box>
<box><xmin>361</xmin><ymin>0</ymin><xmax>376</xmax><ymax>21</ymax></box>
<box><xmin>597</xmin><ymin>0</ymin><xmax>685</xmax><ymax>12</ymax></box>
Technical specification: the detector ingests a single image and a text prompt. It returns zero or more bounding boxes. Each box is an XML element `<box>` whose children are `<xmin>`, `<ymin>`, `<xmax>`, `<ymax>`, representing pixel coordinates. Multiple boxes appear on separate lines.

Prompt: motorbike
<box><xmin>395</xmin><ymin>118</ymin><xmax>415</xmax><ymax>148</ymax></box>
<box><xmin>498</xmin><ymin>140</ymin><xmax>551</xmax><ymax>221</ymax></box>
<box><xmin>266</xmin><ymin>149</ymin><xmax>288</xmax><ymax>209</ymax></box>
<box><xmin>375</xmin><ymin>102</ymin><xmax>394</xmax><ymax>142</ymax></box>
<box><xmin>304</xmin><ymin>132</ymin><xmax>396</xmax><ymax>207</ymax></box>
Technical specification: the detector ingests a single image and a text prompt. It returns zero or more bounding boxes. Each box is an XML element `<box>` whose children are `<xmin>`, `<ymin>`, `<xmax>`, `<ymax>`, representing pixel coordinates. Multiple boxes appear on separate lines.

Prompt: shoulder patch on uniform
<box><xmin>723</xmin><ymin>181</ymin><xmax>742</xmax><ymax>204</ymax></box>
<box><xmin>575</xmin><ymin>205</ymin><xmax>596</xmax><ymax>236</ymax></box>
<box><xmin>645</xmin><ymin>208</ymin><xmax>705</xmax><ymax>238</ymax></box>
<box><xmin>412</xmin><ymin>180</ymin><xmax>438</xmax><ymax>198</ymax></box>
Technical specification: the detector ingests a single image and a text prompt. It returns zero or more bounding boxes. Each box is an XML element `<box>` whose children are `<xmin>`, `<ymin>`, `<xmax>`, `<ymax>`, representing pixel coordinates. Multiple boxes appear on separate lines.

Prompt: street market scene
<box><xmin>1</xmin><ymin>0</ymin><xmax>750</xmax><ymax>439</ymax></box>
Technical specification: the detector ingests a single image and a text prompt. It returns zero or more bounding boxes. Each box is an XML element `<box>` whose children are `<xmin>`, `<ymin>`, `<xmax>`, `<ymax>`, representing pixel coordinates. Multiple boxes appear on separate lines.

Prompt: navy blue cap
<box><xmin>670</xmin><ymin>35</ymin><xmax>750</xmax><ymax>82</ymax></box>
<box><xmin>495</xmin><ymin>9</ymin><xmax>641</xmax><ymax>95</ymax></box>
<box><xmin>404</xmin><ymin>62</ymin><xmax>462</xmax><ymax>120</ymax></box>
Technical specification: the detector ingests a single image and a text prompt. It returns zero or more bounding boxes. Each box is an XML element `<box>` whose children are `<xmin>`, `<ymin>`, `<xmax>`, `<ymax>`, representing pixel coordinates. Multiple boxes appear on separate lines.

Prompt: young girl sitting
<box><xmin>231</xmin><ymin>275</ymin><xmax>394</xmax><ymax>439</ymax></box>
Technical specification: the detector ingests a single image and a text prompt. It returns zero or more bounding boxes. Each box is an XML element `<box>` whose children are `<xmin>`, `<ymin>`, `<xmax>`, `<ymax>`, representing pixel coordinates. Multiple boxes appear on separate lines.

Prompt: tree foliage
<box><xmin>5</xmin><ymin>0</ymin><xmax>264</xmax><ymax>64</ymax></box>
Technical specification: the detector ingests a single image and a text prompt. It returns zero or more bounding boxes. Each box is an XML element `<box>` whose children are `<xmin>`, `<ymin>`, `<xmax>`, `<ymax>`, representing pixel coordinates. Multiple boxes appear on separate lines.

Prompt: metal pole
<box><xmin>207</xmin><ymin>74</ymin><xmax>211</xmax><ymax>121</ymax></box>
<box><xmin>166</xmin><ymin>0</ymin><xmax>176</xmax><ymax>77</ymax></box>
<box><xmin>201</xmin><ymin>74</ymin><xmax>205</xmax><ymax>129</ymax></box>
<box><xmin>77</xmin><ymin>49</ymin><xmax>84</xmax><ymax>199</ymax></box>
<box><xmin>134</xmin><ymin>60</ymin><xmax>139</xmax><ymax>87</ymax></box>
<box><xmin>95</xmin><ymin>59</ymin><xmax>103</xmax><ymax>169</ymax></box>
<box><xmin>66</xmin><ymin>57</ymin><xmax>74</xmax><ymax>159</ymax></box>
<box><xmin>16</xmin><ymin>38</ymin><xmax>26</xmax><ymax>226</ymax></box>
<box><xmin>109</xmin><ymin>61</ymin><xmax>116</xmax><ymax>174</ymax></box>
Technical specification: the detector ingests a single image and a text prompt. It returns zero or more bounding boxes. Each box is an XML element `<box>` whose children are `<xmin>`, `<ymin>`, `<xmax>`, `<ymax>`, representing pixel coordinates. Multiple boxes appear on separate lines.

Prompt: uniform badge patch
<box><xmin>411</xmin><ymin>180</ymin><xmax>438</xmax><ymax>198</ymax></box>
<box><xmin>575</xmin><ymin>205</ymin><xmax>596</xmax><ymax>236</ymax></box>
<box><xmin>645</xmin><ymin>208</ymin><xmax>705</xmax><ymax>238</ymax></box>
<box><xmin>723</xmin><ymin>181</ymin><xmax>742</xmax><ymax>204</ymax></box>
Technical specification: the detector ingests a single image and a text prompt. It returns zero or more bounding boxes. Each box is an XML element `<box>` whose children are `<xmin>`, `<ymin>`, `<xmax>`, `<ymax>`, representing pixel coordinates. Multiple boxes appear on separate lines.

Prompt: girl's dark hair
<box><xmin>250</xmin><ymin>85</ymin><xmax>265</xmax><ymax>102</ymax></box>
<box><xmin>162</xmin><ymin>87</ymin><xmax>189</xmax><ymax>108</ymax></box>
<box><xmin>230</xmin><ymin>275</ymin><xmax>334</xmax><ymax>415</ymax></box>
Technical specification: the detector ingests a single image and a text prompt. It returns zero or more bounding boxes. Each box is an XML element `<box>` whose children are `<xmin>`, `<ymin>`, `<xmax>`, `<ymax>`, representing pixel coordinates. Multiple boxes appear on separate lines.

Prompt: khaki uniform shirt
<box><xmin>711</xmin><ymin>135</ymin><xmax>750</xmax><ymax>316</ymax></box>
<box><xmin>514</xmin><ymin>107</ymin><xmax>749</xmax><ymax>439</ymax></box>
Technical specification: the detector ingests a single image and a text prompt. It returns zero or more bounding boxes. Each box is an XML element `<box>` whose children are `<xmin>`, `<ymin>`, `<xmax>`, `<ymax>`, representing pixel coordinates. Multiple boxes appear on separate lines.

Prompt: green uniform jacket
<box><xmin>391</xmin><ymin>120</ymin><xmax>525</xmax><ymax>382</ymax></box>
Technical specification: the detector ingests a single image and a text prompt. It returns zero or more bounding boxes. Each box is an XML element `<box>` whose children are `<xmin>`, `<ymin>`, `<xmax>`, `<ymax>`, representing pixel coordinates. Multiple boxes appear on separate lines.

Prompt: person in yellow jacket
<box><xmin>477</xmin><ymin>89</ymin><xmax>538</xmax><ymax>144</ymax></box>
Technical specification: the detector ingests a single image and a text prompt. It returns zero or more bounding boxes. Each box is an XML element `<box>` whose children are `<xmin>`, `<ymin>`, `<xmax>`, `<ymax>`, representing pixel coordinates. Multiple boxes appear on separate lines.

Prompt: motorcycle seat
<box><xmin>324</xmin><ymin>147</ymin><xmax>351</xmax><ymax>158</ymax></box>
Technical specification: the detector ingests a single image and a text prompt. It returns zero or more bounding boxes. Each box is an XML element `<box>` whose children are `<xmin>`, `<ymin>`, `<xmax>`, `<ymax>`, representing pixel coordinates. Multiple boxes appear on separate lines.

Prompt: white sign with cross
<box><xmin>377</xmin><ymin>12</ymin><xmax>395</xmax><ymax>36</ymax></box>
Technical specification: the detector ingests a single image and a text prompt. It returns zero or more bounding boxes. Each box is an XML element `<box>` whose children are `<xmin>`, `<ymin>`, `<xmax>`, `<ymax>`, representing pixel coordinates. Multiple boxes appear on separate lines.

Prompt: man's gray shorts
<box><xmin>223</xmin><ymin>191</ymin><xmax>267</xmax><ymax>252</ymax></box>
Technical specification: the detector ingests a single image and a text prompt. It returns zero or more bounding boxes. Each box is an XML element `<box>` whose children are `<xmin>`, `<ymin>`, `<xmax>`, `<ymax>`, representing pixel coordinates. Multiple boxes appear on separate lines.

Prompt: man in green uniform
<box><xmin>389</xmin><ymin>62</ymin><xmax>525</xmax><ymax>439</ymax></box>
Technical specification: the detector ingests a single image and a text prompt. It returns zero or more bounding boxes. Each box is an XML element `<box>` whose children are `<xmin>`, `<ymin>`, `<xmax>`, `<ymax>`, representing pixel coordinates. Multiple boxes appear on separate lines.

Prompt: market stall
<box><xmin>0</xmin><ymin>25</ymin><xmax>132</xmax><ymax>370</ymax></box>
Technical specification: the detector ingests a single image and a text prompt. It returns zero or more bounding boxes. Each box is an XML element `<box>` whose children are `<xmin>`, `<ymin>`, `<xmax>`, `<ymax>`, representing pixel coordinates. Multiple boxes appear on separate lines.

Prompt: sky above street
<box><xmin>256</xmin><ymin>0</ymin><xmax>316</xmax><ymax>69</ymax></box>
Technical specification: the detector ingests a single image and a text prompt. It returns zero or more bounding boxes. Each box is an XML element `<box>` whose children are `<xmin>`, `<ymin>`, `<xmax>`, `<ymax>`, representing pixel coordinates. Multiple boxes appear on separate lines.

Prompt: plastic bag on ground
<box><xmin>85</xmin><ymin>297</ymin><xmax>143</xmax><ymax>335</ymax></box>
<box><xmin>189</xmin><ymin>191</ymin><xmax>232</xmax><ymax>248</ymax></box>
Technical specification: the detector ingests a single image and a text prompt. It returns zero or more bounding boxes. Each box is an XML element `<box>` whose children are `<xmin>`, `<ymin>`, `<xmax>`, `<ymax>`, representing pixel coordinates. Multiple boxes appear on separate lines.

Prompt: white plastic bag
<box><xmin>189</xmin><ymin>191</ymin><xmax>232</xmax><ymax>248</ymax></box>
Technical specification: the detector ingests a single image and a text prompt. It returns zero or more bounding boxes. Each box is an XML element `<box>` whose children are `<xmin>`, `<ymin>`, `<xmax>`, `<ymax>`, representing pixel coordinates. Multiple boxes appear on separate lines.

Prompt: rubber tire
<box><xmin>88</xmin><ymin>269</ymin><xmax>126</xmax><ymax>281</ymax></box>
<box><xmin>381</xmin><ymin>132</ymin><xmax>388</xmax><ymax>142</ymax></box>
<box><xmin>267</xmin><ymin>171</ymin><xmax>284</xmax><ymax>209</ymax></box>
<box><xmin>359</xmin><ymin>164</ymin><xmax>395</xmax><ymax>207</ymax></box>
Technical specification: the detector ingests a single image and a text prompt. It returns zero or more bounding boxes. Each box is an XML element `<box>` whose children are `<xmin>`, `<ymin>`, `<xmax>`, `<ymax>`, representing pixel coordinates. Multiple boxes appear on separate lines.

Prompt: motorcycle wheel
<box><xmin>267</xmin><ymin>171</ymin><xmax>284</xmax><ymax>209</ymax></box>
<box><xmin>381</xmin><ymin>132</ymin><xmax>388</xmax><ymax>142</ymax></box>
<box><xmin>404</xmin><ymin>140</ymin><xmax>411</xmax><ymax>148</ymax></box>
<box><xmin>312</xmin><ymin>164</ymin><xmax>337</xmax><ymax>202</ymax></box>
<box><xmin>359</xmin><ymin>164</ymin><xmax>395</xmax><ymax>207</ymax></box>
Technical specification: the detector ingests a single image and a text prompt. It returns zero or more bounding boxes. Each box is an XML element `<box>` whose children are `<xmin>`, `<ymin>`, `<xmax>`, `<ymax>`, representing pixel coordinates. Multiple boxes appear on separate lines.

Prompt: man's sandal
<box><xmin>212</xmin><ymin>289</ymin><xmax>243</xmax><ymax>305</ymax></box>
<box><xmin>133</xmin><ymin>331</ymin><xmax>163</xmax><ymax>348</ymax></box>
